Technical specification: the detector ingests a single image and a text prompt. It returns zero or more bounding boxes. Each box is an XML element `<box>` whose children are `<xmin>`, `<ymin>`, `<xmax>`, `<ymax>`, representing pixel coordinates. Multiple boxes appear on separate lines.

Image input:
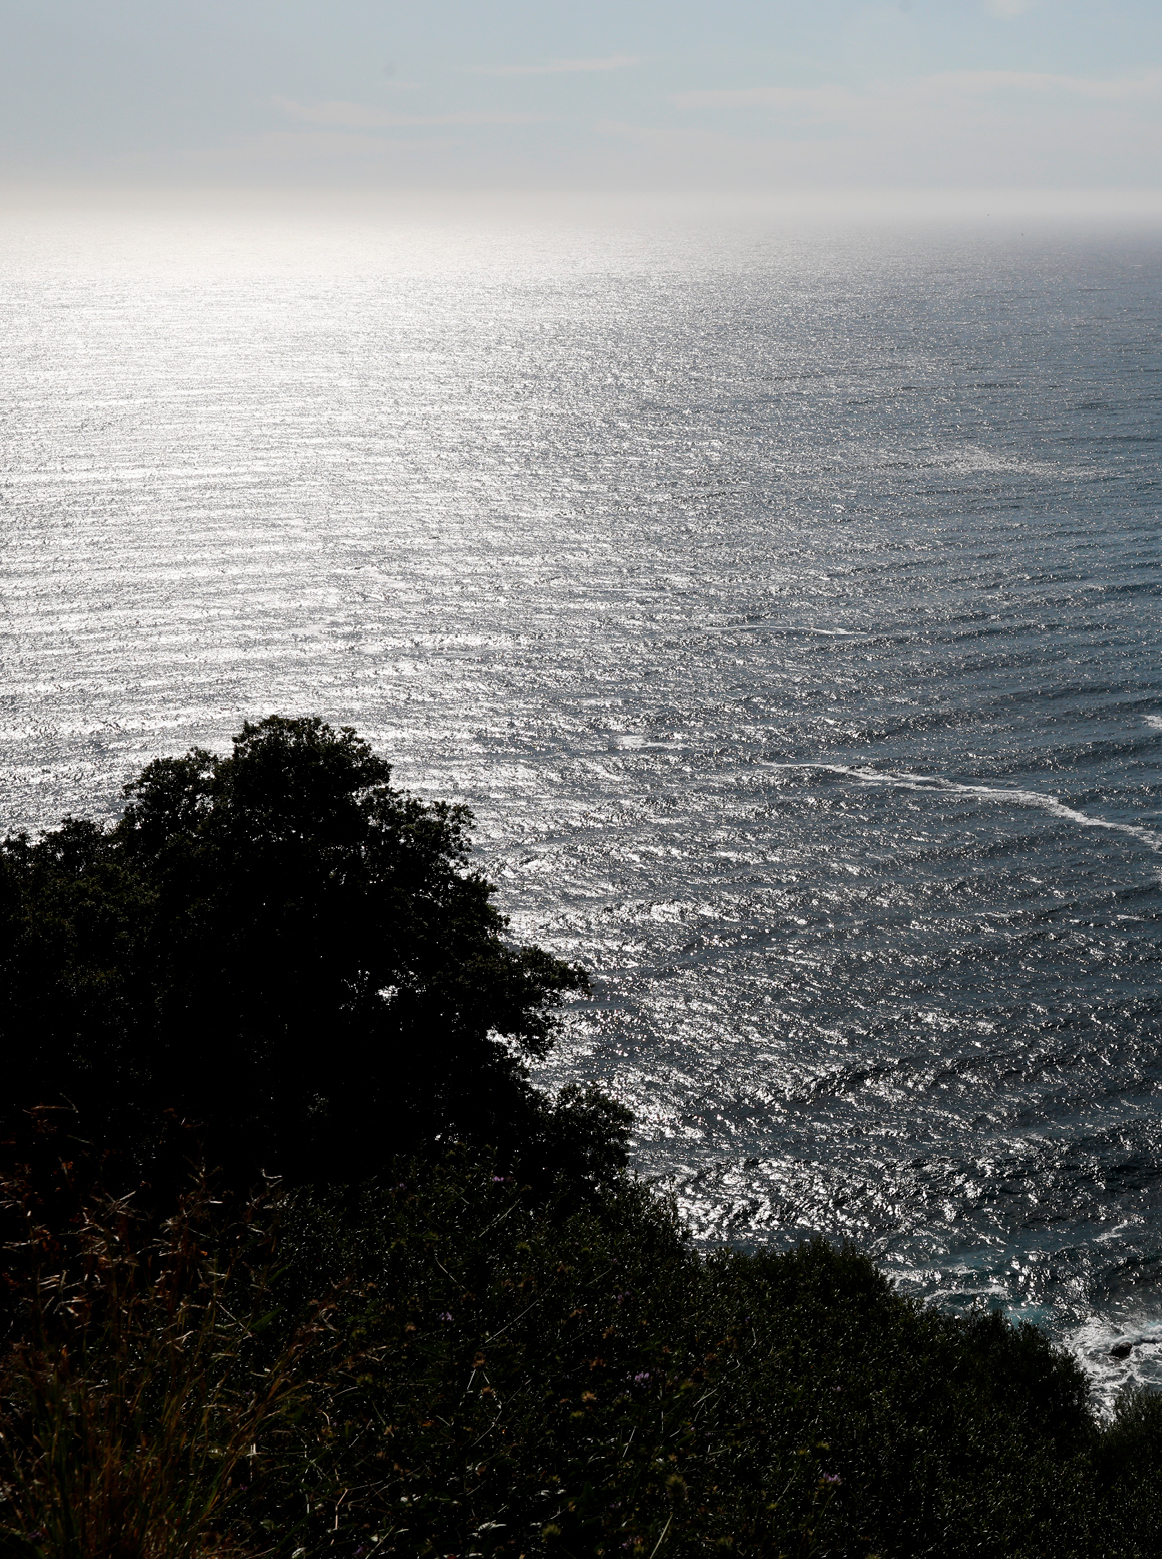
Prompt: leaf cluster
<box><xmin>249</xmin><ymin>1156</ymin><xmax>1152</xmax><ymax>1559</ymax></box>
<box><xmin>0</xmin><ymin>1161</ymin><xmax>310</xmax><ymax>1559</ymax></box>
<box><xmin>1</xmin><ymin>1148</ymin><xmax>1160</xmax><ymax>1559</ymax></box>
<box><xmin>0</xmin><ymin>717</ymin><xmax>618</xmax><ymax>1188</ymax></box>
<box><xmin>2</xmin><ymin>724</ymin><xmax>1160</xmax><ymax>1558</ymax></box>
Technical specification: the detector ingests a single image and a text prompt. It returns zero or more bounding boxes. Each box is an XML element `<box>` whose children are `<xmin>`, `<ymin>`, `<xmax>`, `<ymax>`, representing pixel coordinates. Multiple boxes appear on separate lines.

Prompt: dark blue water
<box><xmin>2</xmin><ymin>204</ymin><xmax>1159</xmax><ymax>1399</ymax></box>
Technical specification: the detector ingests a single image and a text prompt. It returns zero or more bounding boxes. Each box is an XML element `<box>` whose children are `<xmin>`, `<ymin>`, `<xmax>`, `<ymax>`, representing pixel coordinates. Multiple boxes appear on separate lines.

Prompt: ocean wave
<box><xmin>760</xmin><ymin>760</ymin><xmax>1162</xmax><ymax>854</ymax></box>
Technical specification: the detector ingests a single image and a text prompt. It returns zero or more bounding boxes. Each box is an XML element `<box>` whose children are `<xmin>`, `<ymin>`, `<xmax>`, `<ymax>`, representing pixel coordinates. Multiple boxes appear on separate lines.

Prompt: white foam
<box><xmin>762</xmin><ymin>760</ymin><xmax>1162</xmax><ymax>854</ymax></box>
<box><xmin>1066</xmin><ymin>1313</ymin><xmax>1162</xmax><ymax>1416</ymax></box>
<box><xmin>920</xmin><ymin>445</ymin><xmax>1087</xmax><ymax>481</ymax></box>
<box><xmin>697</xmin><ymin>621</ymin><xmax>859</xmax><ymax>637</ymax></box>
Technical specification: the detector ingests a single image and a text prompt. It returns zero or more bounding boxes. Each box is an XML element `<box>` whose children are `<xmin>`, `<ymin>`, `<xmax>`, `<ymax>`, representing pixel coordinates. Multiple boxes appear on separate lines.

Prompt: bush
<box><xmin>4</xmin><ymin>1145</ymin><xmax>1161</xmax><ymax>1559</ymax></box>
<box><xmin>242</xmin><ymin>1159</ymin><xmax>1115</xmax><ymax>1559</ymax></box>
<box><xmin>0</xmin><ymin>717</ymin><xmax>626</xmax><ymax>1188</ymax></box>
<box><xmin>0</xmin><ymin>1161</ymin><xmax>312</xmax><ymax>1559</ymax></box>
<box><xmin>2</xmin><ymin>726</ymin><xmax>1159</xmax><ymax>1557</ymax></box>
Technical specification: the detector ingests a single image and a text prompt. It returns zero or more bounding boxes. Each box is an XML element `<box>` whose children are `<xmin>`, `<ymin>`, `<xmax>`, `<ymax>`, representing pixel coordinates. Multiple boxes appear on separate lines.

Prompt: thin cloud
<box><xmin>190</xmin><ymin>130</ymin><xmax>459</xmax><ymax>167</ymax></box>
<box><xmin>468</xmin><ymin>55</ymin><xmax>638</xmax><ymax>77</ymax></box>
<box><xmin>922</xmin><ymin>69</ymin><xmax>1162</xmax><ymax>99</ymax></box>
<box><xmin>672</xmin><ymin>86</ymin><xmax>852</xmax><ymax>112</ymax></box>
<box><xmin>275</xmin><ymin>98</ymin><xmax>546</xmax><ymax>128</ymax></box>
<box><xmin>984</xmin><ymin>0</ymin><xmax>1043</xmax><ymax>15</ymax></box>
<box><xmin>654</xmin><ymin>64</ymin><xmax>1162</xmax><ymax>184</ymax></box>
<box><xmin>671</xmin><ymin>69</ymin><xmax>1162</xmax><ymax>114</ymax></box>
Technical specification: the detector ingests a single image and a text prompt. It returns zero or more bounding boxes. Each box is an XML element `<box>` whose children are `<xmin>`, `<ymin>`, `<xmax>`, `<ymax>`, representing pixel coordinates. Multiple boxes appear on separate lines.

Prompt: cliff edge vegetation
<box><xmin>1</xmin><ymin>719</ymin><xmax>1159</xmax><ymax>1559</ymax></box>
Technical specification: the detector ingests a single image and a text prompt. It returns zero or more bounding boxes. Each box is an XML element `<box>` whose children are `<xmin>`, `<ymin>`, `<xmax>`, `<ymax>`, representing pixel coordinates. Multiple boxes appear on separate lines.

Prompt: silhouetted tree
<box><xmin>0</xmin><ymin>717</ymin><xmax>629</xmax><ymax>1186</ymax></box>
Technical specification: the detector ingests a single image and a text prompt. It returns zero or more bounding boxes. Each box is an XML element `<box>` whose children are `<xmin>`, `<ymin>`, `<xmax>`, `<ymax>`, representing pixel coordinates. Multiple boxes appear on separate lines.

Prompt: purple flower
<box><xmin>633</xmin><ymin>1371</ymin><xmax>651</xmax><ymax>1386</ymax></box>
<box><xmin>822</xmin><ymin>1472</ymin><xmax>842</xmax><ymax>1485</ymax></box>
<box><xmin>439</xmin><ymin>1311</ymin><xmax>454</xmax><ymax>1321</ymax></box>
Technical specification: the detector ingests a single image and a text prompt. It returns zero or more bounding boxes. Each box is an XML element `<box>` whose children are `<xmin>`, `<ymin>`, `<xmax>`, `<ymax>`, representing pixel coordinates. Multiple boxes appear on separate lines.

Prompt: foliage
<box><xmin>0</xmin><ymin>717</ymin><xmax>623</xmax><ymax>1187</ymax></box>
<box><xmin>0</xmin><ymin>1159</ymin><xmax>311</xmax><ymax>1559</ymax></box>
<box><xmin>261</xmin><ymin>1156</ymin><xmax>1118</xmax><ymax>1559</ymax></box>
<box><xmin>2</xmin><ymin>1144</ymin><xmax>1161</xmax><ymax>1559</ymax></box>
<box><xmin>2</xmin><ymin>726</ymin><xmax>1159</xmax><ymax>1557</ymax></box>
<box><xmin>1089</xmin><ymin>1385</ymin><xmax>1162</xmax><ymax>1557</ymax></box>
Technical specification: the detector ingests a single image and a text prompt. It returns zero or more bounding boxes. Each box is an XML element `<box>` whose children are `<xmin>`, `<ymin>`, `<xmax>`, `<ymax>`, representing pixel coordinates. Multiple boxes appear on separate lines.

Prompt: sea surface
<box><xmin>2</xmin><ymin>195</ymin><xmax>1160</xmax><ymax>1404</ymax></box>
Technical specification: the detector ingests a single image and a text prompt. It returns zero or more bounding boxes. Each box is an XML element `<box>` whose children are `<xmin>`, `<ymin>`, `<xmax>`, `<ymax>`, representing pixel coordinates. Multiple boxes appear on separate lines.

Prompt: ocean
<box><xmin>2</xmin><ymin>194</ymin><xmax>1159</xmax><ymax>1404</ymax></box>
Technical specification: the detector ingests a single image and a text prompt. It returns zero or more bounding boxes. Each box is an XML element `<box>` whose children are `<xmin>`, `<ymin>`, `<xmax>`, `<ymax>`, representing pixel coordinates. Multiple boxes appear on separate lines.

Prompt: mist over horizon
<box><xmin>2</xmin><ymin>0</ymin><xmax>1160</xmax><ymax>201</ymax></box>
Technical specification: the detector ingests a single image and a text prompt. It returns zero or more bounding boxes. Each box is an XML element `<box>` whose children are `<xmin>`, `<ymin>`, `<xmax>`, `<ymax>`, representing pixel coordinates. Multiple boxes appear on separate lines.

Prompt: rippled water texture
<box><xmin>2</xmin><ymin>198</ymin><xmax>1160</xmax><ymax>1399</ymax></box>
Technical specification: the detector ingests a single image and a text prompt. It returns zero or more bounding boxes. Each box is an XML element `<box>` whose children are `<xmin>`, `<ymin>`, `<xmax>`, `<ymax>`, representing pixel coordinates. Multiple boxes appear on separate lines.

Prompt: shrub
<box><xmin>0</xmin><ymin>717</ymin><xmax>625</xmax><ymax>1188</ymax></box>
<box><xmin>4</xmin><ymin>1148</ymin><xmax>1160</xmax><ymax>1559</ymax></box>
<box><xmin>2</xmin><ymin>728</ymin><xmax>1158</xmax><ymax>1557</ymax></box>
<box><xmin>0</xmin><ymin>1161</ymin><xmax>315</xmax><ymax>1559</ymax></box>
<box><xmin>254</xmin><ymin>1158</ymin><xmax>1113</xmax><ymax>1559</ymax></box>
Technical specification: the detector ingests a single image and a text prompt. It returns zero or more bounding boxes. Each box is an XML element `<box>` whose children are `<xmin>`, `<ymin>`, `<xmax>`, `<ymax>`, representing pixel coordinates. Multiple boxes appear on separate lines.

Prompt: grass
<box><xmin>0</xmin><ymin>1168</ymin><xmax>312</xmax><ymax>1559</ymax></box>
<box><xmin>2</xmin><ymin>1148</ymin><xmax>1161</xmax><ymax>1559</ymax></box>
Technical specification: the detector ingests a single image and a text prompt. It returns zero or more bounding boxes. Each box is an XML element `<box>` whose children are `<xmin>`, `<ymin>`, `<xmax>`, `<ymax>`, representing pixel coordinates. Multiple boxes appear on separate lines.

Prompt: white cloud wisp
<box><xmin>275</xmin><ymin>98</ymin><xmax>546</xmax><ymax>128</ymax></box>
<box><xmin>467</xmin><ymin>55</ymin><xmax>639</xmax><ymax>77</ymax></box>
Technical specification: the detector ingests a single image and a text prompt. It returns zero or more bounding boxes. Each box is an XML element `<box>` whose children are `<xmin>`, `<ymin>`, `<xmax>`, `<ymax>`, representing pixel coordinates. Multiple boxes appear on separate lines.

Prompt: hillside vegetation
<box><xmin>1</xmin><ymin>719</ymin><xmax>1159</xmax><ymax>1558</ymax></box>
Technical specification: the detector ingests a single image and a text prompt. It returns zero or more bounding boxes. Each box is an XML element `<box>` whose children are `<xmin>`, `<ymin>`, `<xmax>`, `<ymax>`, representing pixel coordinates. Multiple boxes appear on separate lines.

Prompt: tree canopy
<box><xmin>0</xmin><ymin>716</ymin><xmax>628</xmax><ymax>1186</ymax></box>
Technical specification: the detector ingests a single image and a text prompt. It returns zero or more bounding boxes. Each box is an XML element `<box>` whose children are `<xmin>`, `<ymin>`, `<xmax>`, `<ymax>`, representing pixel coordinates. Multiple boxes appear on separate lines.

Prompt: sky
<box><xmin>1</xmin><ymin>0</ymin><xmax>1160</xmax><ymax>194</ymax></box>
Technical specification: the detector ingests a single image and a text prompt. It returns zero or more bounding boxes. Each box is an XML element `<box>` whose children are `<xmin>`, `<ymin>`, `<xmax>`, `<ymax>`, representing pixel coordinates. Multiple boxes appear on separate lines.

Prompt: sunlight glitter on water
<box><xmin>2</xmin><ymin>199</ymin><xmax>1160</xmax><ymax>1386</ymax></box>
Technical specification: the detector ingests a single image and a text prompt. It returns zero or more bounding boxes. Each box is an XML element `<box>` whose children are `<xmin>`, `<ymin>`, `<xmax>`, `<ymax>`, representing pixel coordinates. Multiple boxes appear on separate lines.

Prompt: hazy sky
<box><xmin>2</xmin><ymin>0</ymin><xmax>1160</xmax><ymax>192</ymax></box>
